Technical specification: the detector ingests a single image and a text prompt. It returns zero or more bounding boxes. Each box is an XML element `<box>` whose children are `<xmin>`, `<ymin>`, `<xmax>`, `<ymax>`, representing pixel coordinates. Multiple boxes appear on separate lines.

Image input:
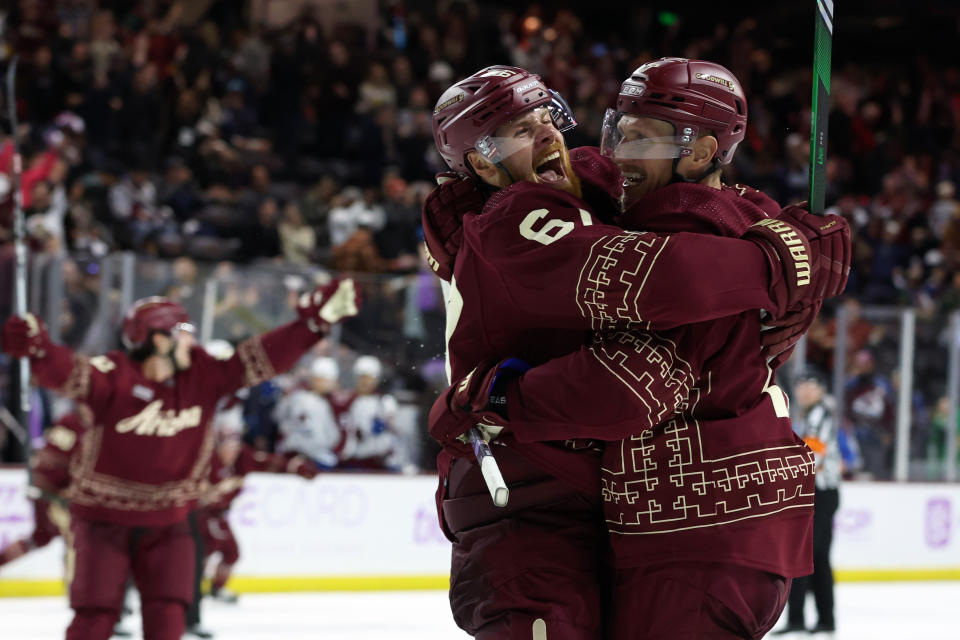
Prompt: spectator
<box><xmin>108</xmin><ymin>165</ymin><xmax>171</xmax><ymax>249</ymax></box>
<box><xmin>845</xmin><ymin>349</ymin><xmax>896</xmax><ymax>479</ymax></box>
<box><xmin>327</xmin><ymin>186</ymin><xmax>385</xmax><ymax>249</ymax></box>
<box><xmin>278</xmin><ymin>201</ymin><xmax>316</xmax><ymax>265</ymax></box>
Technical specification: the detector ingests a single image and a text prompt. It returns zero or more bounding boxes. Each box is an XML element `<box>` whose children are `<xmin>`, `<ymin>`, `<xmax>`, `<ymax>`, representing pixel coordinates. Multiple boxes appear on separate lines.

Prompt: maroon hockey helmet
<box><xmin>432</xmin><ymin>65</ymin><xmax>577</xmax><ymax>174</ymax></box>
<box><xmin>121</xmin><ymin>297</ymin><xmax>193</xmax><ymax>350</ymax></box>
<box><xmin>611</xmin><ymin>57</ymin><xmax>747</xmax><ymax>165</ymax></box>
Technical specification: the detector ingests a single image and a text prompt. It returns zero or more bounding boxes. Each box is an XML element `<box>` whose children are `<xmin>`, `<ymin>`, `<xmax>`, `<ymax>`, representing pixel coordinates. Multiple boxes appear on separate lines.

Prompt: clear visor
<box><xmin>599</xmin><ymin>109</ymin><xmax>697</xmax><ymax>161</ymax></box>
<box><xmin>474</xmin><ymin>90</ymin><xmax>578</xmax><ymax>164</ymax></box>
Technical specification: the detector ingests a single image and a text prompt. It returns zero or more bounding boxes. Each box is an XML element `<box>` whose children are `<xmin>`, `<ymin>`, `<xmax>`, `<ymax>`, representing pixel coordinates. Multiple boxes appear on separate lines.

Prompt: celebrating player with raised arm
<box><xmin>421</xmin><ymin>64</ymin><xmax>848</xmax><ymax>639</ymax></box>
<box><xmin>0</xmin><ymin>279</ymin><xmax>358</xmax><ymax>640</ymax></box>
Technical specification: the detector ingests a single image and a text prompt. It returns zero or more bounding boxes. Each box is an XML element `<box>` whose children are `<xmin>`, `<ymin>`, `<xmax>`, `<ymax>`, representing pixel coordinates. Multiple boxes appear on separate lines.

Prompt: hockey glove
<box><xmin>743</xmin><ymin>208</ymin><xmax>850</xmax><ymax>318</ymax></box>
<box><xmin>778</xmin><ymin>203</ymin><xmax>851</xmax><ymax>300</ymax></box>
<box><xmin>287</xmin><ymin>454</ymin><xmax>319</xmax><ymax>480</ymax></box>
<box><xmin>2</xmin><ymin>313</ymin><xmax>52</xmax><ymax>359</ymax></box>
<box><xmin>760</xmin><ymin>300</ymin><xmax>822</xmax><ymax>369</ymax></box>
<box><xmin>421</xmin><ymin>172</ymin><xmax>486</xmax><ymax>281</ymax></box>
<box><xmin>297</xmin><ymin>278</ymin><xmax>360</xmax><ymax>334</ymax></box>
<box><xmin>428</xmin><ymin>357</ymin><xmax>531</xmax><ymax>458</ymax></box>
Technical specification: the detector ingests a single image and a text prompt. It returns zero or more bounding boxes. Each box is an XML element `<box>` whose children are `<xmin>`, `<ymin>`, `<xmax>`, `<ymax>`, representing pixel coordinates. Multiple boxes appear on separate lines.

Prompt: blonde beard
<box><xmin>506</xmin><ymin>144</ymin><xmax>583</xmax><ymax>199</ymax></box>
<box><xmin>555</xmin><ymin>149</ymin><xmax>582</xmax><ymax>200</ymax></box>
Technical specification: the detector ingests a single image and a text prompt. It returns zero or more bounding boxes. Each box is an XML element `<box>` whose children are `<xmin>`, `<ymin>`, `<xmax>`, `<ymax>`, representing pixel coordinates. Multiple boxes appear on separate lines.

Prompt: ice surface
<box><xmin>0</xmin><ymin>582</ymin><xmax>957</xmax><ymax>639</ymax></box>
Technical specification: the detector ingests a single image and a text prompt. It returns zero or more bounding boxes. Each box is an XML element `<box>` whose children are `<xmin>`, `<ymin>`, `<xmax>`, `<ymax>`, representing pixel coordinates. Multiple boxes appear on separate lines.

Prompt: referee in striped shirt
<box><xmin>777</xmin><ymin>368</ymin><xmax>841</xmax><ymax>635</ymax></box>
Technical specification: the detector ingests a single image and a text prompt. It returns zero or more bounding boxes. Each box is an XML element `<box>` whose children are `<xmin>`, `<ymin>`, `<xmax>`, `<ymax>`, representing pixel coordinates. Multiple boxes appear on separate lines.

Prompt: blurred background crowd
<box><xmin>0</xmin><ymin>0</ymin><xmax>958</xmax><ymax>479</ymax></box>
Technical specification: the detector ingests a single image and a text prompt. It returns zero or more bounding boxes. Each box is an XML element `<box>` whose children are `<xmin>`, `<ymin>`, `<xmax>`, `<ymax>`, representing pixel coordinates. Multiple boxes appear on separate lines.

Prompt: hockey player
<box><xmin>0</xmin><ymin>279</ymin><xmax>358</xmax><ymax>640</ymax></box>
<box><xmin>431</xmin><ymin>58</ymin><xmax>850</xmax><ymax>639</ymax></box>
<box><xmin>0</xmin><ymin>413</ymin><xmax>83</xmax><ymax>571</ymax></box>
<box><xmin>200</xmin><ymin>402</ymin><xmax>317</xmax><ymax>604</ymax></box>
<box><xmin>422</xmin><ymin>65</ymin><xmax>849</xmax><ymax>638</ymax></box>
<box><xmin>274</xmin><ymin>356</ymin><xmax>349</xmax><ymax>469</ymax></box>
<box><xmin>339</xmin><ymin>355</ymin><xmax>406</xmax><ymax>471</ymax></box>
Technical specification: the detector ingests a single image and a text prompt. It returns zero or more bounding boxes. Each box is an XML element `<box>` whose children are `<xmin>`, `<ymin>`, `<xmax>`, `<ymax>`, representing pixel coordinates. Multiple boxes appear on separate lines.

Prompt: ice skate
<box><xmin>209</xmin><ymin>586</ymin><xmax>239</xmax><ymax>604</ymax></box>
<box><xmin>183</xmin><ymin>622</ymin><xmax>215</xmax><ymax>639</ymax></box>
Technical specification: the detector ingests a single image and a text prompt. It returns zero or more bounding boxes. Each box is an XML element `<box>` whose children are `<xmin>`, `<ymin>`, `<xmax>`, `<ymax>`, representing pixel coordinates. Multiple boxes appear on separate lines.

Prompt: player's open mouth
<box><xmin>622</xmin><ymin>170</ymin><xmax>646</xmax><ymax>186</ymax></box>
<box><xmin>534</xmin><ymin>150</ymin><xmax>565</xmax><ymax>184</ymax></box>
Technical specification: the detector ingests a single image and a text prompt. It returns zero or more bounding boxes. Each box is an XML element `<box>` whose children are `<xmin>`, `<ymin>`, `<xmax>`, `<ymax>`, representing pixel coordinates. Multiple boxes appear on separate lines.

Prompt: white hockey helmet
<box><xmin>310</xmin><ymin>357</ymin><xmax>340</xmax><ymax>381</ymax></box>
<box><xmin>214</xmin><ymin>406</ymin><xmax>244</xmax><ymax>442</ymax></box>
<box><xmin>353</xmin><ymin>355</ymin><xmax>382</xmax><ymax>380</ymax></box>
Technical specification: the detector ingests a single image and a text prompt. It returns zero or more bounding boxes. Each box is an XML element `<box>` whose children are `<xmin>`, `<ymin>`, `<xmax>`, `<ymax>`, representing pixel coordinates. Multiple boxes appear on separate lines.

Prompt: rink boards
<box><xmin>1</xmin><ymin>469</ymin><xmax>959</xmax><ymax>596</ymax></box>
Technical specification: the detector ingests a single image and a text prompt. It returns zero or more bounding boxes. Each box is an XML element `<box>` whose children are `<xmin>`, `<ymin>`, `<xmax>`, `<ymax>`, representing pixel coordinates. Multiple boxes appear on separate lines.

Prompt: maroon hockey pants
<box><xmin>609</xmin><ymin>561</ymin><xmax>790</xmax><ymax>639</ymax></box>
<box><xmin>443</xmin><ymin>454</ymin><xmax>609</xmax><ymax>639</ymax></box>
<box><xmin>66</xmin><ymin>516</ymin><xmax>195</xmax><ymax>640</ymax></box>
<box><xmin>201</xmin><ymin>509</ymin><xmax>239</xmax><ymax>589</ymax></box>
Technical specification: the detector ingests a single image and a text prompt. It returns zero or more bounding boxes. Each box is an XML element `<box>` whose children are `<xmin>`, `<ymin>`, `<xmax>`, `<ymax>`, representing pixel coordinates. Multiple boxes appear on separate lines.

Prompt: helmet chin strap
<box><xmin>494</xmin><ymin>160</ymin><xmax>516</xmax><ymax>185</ymax></box>
<box><xmin>668</xmin><ymin>156</ymin><xmax>722</xmax><ymax>186</ymax></box>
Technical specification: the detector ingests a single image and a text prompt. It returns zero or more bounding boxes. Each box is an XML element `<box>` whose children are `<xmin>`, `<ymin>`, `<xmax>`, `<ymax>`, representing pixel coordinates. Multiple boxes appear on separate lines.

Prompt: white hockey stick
<box><xmin>468</xmin><ymin>427</ymin><xmax>509</xmax><ymax>507</ymax></box>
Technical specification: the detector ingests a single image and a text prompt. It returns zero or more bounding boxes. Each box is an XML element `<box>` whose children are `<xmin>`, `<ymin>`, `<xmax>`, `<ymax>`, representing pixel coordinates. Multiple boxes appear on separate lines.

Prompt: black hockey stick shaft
<box><xmin>809</xmin><ymin>0</ymin><xmax>834</xmax><ymax>215</ymax></box>
<box><xmin>6</xmin><ymin>58</ymin><xmax>33</xmax><ymax>448</ymax></box>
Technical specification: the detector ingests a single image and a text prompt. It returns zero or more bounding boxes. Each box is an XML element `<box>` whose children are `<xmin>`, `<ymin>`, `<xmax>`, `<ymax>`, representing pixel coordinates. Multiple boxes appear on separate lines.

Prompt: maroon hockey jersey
<box><xmin>27</xmin><ymin>320</ymin><xmax>320</xmax><ymax>526</ymax></box>
<box><xmin>503</xmin><ymin>182</ymin><xmax>815</xmax><ymax>577</ymax></box>
<box><xmin>443</xmin><ymin>148</ymin><xmax>796</xmax><ymax>501</ymax></box>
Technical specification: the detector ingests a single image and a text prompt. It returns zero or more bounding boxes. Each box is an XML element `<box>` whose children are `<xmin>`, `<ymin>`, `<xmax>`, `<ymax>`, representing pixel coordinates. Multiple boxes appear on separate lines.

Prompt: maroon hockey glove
<box><xmin>743</xmin><ymin>208</ymin><xmax>849</xmax><ymax>318</ymax></box>
<box><xmin>296</xmin><ymin>278</ymin><xmax>360</xmax><ymax>334</ymax></box>
<box><xmin>761</xmin><ymin>301</ymin><xmax>822</xmax><ymax>370</ymax></box>
<box><xmin>743</xmin><ymin>217</ymin><xmax>815</xmax><ymax>317</ymax></box>
<box><xmin>778</xmin><ymin>204</ymin><xmax>851</xmax><ymax>300</ymax></box>
<box><xmin>287</xmin><ymin>454</ymin><xmax>318</xmax><ymax>480</ymax></box>
<box><xmin>421</xmin><ymin>172</ymin><xmax>485</xmax><ymax>281</ymax></box>
<box><xmin>2</xmin><ymin>314</ymin><xmax>52</xmax><ymax>359</ymax></box>
<box><xmin>428</xmin><ymin>358</ymin><xmax>530</xmax><ymax>458</ymax></box>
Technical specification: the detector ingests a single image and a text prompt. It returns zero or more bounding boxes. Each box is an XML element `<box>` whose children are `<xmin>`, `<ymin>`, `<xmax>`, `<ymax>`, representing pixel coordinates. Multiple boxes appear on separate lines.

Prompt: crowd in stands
<box><xmin>0</xmin><ymin>0</ymin><xmax>959</xmax><ymax>473</ymax></box>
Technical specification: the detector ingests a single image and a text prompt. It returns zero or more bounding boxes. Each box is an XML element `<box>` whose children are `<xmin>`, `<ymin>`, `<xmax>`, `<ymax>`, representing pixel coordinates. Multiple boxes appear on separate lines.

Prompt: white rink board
<box><xmin>831</xmin><ymin>482</ymin><xmax>960</xmax><ymax>569</ymax></box>
<box><xmin>0</xmin><ymin>469</ymin><xmax>449</xmax><ymax>580</ymax></box>
<box><xmin>2</xmin><ymin>468</ymin><xmax>960</xmax><ymax>582</ymax></box>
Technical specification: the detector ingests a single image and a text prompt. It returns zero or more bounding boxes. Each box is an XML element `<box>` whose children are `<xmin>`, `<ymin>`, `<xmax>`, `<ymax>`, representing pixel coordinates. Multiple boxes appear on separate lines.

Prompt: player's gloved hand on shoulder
<box><xmin>428</xmin><ymin>357</ymin><xmax>530</xmax><ymax>458</ymax></box>
<box><xmin>2</xmin><ymin>313</ymin><xmax>52</xmax><ymax>359</ymax></box>
<box><xmin>421</xmin><ymin>172</ymin><xmax>486</xmax><ymax>281</ymax></box>
<box><xmin>297</xmin><ymin>278</ymin><xmax>360</xmax><ymax>334</ymax></box>
<box><xmin>742</xmin><ymin>206</ymin><xmax>850</xmax><ymax>317</ymax></box>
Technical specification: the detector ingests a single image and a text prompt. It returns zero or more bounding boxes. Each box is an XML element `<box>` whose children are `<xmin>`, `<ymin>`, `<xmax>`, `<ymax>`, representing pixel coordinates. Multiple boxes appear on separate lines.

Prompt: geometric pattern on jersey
<box><xmin>588</xmin><ymin>329</ymin><xmax>696</xmax><ymax>434</ymax></box>
<box><xmin>577</xmin><ymin>232</ymin><xmax>667</xmax><ymax>331</ymax></box>
<box><xmin>602</xmin><ymin>386</ymin><xmax>816</xmax><ymax>535</ymax></box>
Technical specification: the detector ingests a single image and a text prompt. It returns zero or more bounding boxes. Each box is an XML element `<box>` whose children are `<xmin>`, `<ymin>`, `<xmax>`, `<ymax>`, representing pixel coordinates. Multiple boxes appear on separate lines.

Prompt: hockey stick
<box><xmin>440</xmin><ymin>279</ymin><xmax>509</xmax><ymax>508</ymax></box>
<box><xmin>809</xmin><ymin>0</ymin><xmax>834</xmax><ymax>215</ymax></box>
<box><xmin>468</xmin><ymin>427</ymin><xmax>509</xmax><ymax>507</ymax></box>
<box><xmin>6</xmin><ymin>57</ymin><xmax>32</xmax><ymax>442</ymax></box>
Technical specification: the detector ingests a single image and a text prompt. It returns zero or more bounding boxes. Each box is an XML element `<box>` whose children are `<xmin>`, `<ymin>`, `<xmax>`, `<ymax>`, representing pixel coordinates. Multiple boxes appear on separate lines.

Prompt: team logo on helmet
<box><xmin>433</xmin><ymin>92</ymin><xmax>465</xmax><ymax>115</ymax></box>
<box><xmin>695</xmin><ymin>73</ymin><xmax>736</xmax><ymax>92</ymax></box>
